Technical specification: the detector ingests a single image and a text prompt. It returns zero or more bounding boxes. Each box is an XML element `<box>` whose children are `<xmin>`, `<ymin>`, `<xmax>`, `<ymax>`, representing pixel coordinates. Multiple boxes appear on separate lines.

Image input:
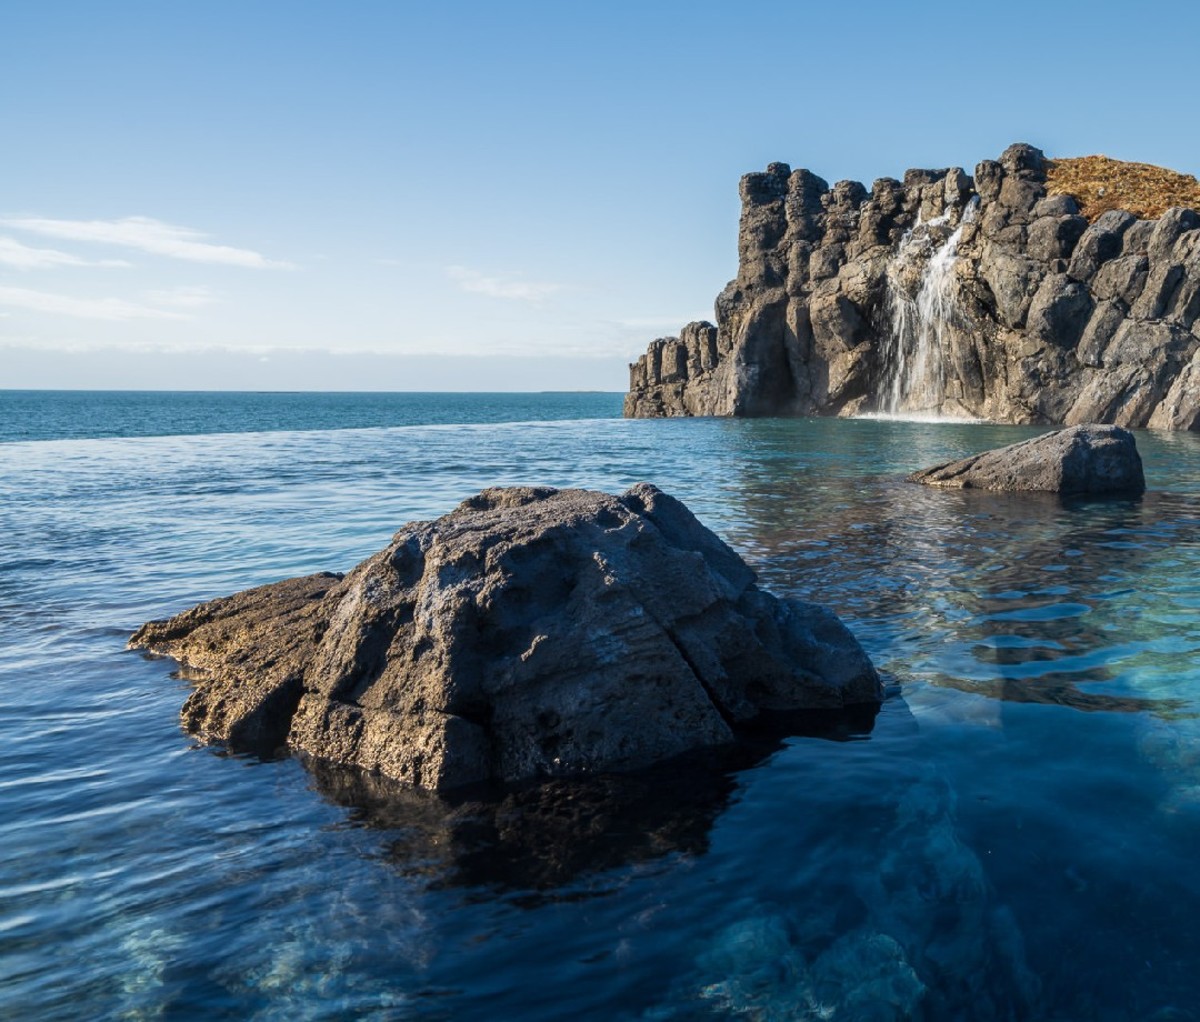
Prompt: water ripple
<box><xmin>3</xmin><ymin>411</ymin><xmax>1200</xmax><ymax>1019</ymax></box>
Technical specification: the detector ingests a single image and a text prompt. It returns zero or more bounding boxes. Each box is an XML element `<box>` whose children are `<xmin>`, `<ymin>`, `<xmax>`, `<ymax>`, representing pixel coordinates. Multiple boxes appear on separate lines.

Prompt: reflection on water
<box><xmin>305</xmin><ymin>709</ymin><xmax>879</xmax><ymax>897</ymax></box>
<box><xmin>3</xmin><ymin>412</ymin><xmax>1200</xmax><ymax>1019</ymax></box>
<box><xmin>308</xmin><ymin>749</ymin><xmax>747</xmax><ymax>897</ymax></box>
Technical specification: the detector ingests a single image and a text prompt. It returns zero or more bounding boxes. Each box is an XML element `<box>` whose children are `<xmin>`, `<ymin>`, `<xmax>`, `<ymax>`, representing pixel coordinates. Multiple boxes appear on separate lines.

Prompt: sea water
<box><xmin>2</xmin><ymin>391</ymin><xmax>1199</xmax><ymax>1020</ymax></box>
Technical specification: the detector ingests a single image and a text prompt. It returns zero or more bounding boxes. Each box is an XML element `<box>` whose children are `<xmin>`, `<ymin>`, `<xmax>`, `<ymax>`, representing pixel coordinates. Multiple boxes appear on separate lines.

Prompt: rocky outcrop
<box><xmin>624</xmin><ymin>144</ymin><xmax>1200</xmax><ymax>428</ymax></box>
<box><xmin>907</xmin><ymin>423</ymin><xmax>1145</xmax><ymax>494</ymax></box>
<box><xmin>130</xmin><ymin>484</ymin><xmax>881</xmax><ymax>792</ymax></box>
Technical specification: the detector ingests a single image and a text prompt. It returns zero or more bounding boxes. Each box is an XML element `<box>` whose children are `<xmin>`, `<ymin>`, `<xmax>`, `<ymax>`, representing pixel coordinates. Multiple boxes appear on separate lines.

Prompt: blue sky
<box><xmin>3</xmin><ymin>0</ymin><xmax>1199</xmax><ymax>391</ymax></box>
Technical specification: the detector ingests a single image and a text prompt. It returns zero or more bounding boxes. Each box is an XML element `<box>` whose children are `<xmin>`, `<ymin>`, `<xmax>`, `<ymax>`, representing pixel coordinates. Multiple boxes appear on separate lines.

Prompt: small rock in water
<box><xmin>130</xmin><ymin>483</ymin><xmax>881</xmax><ymax>792</ymax></box>
<box><xmin>906</xmin><ymin>423</ymin><xmax>1145</xmax><ymax>494</ymax></box>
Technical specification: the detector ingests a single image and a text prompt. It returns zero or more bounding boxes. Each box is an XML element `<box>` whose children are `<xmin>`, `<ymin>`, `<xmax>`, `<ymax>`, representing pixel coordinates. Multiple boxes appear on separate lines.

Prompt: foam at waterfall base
<box><xmin>855</xmin><ymin>410</ymin><xmax>987</xmax><ymax>424</ymax></box>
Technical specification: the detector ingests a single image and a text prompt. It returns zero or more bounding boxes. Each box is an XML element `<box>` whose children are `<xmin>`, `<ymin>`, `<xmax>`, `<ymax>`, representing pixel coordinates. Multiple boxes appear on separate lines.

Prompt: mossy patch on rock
<box><xmin>1045</xmin><ymin>155</ymin><xmax>1200</xmax><ymax>222</ymax></box>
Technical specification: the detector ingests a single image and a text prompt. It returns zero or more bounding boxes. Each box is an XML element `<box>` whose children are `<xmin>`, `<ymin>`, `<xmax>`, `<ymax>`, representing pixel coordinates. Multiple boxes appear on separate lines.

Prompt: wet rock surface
<box><xmin>130</xmin><ymin>484</ymin><xmax>881</xmax><ymax>792</ymax></box>
<box><xmin>625</xmin><ymin>143</ymin><xmax>1200</xmax><ymax>429</ymax></box>
<box><xmin>907</xmin><ymin>423</ymin><xmax>1146</xmax><ymax>494</ymax></box>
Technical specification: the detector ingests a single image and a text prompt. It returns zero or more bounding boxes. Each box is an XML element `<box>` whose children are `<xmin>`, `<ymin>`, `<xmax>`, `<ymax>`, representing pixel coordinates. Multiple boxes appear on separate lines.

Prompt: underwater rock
<box><xmin>906</xmin><ymin>424</ymin><xmax>1145</xmax><ymax>494</ymax></box>
<box><xmin>649</xmin><ymin>766</ymin><xmax>1039</xmax><ymax>1020</ymax></box>
<box><xmin>130</xmin><ymin>484</ymin><xmax>881</xmax><ymax>792</ymax></box>
<box><xmin>653</xmin><ymin>917</ymin><xmax>926</xmax><ymax>1022</ymax></box>
<box><xmin>808</xmin><ymin>930</ymin><xmax>926</xmax><ymax>1021</ymax></box>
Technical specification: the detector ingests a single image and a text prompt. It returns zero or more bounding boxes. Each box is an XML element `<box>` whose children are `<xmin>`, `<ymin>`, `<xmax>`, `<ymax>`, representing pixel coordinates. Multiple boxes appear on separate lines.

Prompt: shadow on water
<box><xmin>300</xmin><ymin>707</ymin><xmax>880</xmax><ymax>900</ymax></box>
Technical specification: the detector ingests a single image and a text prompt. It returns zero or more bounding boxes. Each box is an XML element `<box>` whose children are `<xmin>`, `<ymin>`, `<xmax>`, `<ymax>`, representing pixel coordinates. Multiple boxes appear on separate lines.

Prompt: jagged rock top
<box><xmin>907</xmin><ymin>424</ymin><xmax>1145</xmax><ymax>494</ymax></box>
<box><xmin>130</xmin><ymin>484</ymin><xmax>881</xmax><ymax>792</ymax></box>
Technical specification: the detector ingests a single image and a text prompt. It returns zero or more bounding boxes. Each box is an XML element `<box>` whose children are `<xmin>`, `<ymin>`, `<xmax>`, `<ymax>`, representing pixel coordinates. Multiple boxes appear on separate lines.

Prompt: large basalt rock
<box><xmin>906</xmin><ymin>424</ymin><xmax>1145</xmax><ymax>494</ymax></box>
<box><xmin>130</xmin><ymin>484</ymin><xmax>881</xmax><ymax>792</ymax></box>
<box><xmin>624</xmin><ymin>144</ymin><xmax>1200</xmax><ymax>429</ymax></box>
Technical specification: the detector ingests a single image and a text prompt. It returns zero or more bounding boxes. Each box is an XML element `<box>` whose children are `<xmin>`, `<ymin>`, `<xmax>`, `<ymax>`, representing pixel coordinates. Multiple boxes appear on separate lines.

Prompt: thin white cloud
<box><xmin>2</xmin><ymin>215</ymin><xmax>294</xmax><ymax>269</ymax></box>
<box><xmin>143</xmin><ymin>285</ymin><xmax>217</xmax><ymax>308</ymax></box>
<box><xmin>0</xmin><ymin>286</ymin><xmax>187</xmax><ymax>321</ymax></box>
<box><xmin>0</xmin><ymin>236</ymin><xmax>130</xmax><ymax>270</ymax></box>
<box><xmin>446</xmin><ymin>265</ymin><xmax>561</xmax><ymax>302</ymax></box>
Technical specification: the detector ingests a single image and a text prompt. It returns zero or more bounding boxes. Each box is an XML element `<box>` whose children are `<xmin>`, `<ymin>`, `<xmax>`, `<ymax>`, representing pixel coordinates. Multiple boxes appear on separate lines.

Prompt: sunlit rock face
<box><xmin>908</xmin><ymin>423</ymin><xmax>1146</xmax><ymax>494</ymax></box>
<box><xmin>130</xmin><ymin>484</ymin><xmax>881</xmax><ymax>792</ymax></box>
<box><xmin>625</xmin><ymin>143</ymin><xmax>1200</xmax><ymax>428</ymax></box>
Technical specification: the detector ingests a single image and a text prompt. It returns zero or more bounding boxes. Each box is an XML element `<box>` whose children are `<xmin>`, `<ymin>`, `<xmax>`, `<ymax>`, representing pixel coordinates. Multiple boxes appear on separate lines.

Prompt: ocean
<box><xmin>2</xmin><ymin>390</ymin><xmax>1199</xmax><ymax>1020</ymax></box>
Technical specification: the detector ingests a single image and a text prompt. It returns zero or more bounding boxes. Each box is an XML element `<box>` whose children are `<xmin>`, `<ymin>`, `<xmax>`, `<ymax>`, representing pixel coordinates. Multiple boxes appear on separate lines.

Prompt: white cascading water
<box><xmin>879</xmin><ymin>197</ymin><xmax>979</xmax><ymax>416</ymax></box>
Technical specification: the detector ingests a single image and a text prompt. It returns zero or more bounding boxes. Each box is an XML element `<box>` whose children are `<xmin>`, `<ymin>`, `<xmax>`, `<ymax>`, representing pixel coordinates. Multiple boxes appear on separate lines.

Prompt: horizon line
<box><xmin>0</xmin><ymin>386</ymin><xmax>625</xmax><ymax>395</ymax></box>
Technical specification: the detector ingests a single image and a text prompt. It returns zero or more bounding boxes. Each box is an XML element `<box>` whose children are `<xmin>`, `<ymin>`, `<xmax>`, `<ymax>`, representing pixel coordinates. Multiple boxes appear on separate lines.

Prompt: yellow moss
<box><xmin>1045</xmin><ymin>155</ymin><xmax>1200</xmax><ymax>222</ymax></box>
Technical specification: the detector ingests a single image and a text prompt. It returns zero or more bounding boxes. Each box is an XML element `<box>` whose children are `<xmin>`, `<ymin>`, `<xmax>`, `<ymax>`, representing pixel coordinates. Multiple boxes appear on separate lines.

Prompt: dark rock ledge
<box><xmin>130</xmin><ymin>484</ymin><xmax>881</xmax><ymax>792</ymax></box>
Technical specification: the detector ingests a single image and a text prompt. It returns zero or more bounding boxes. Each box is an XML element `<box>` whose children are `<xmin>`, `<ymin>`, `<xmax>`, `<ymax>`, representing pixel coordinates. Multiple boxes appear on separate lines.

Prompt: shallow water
<box><xmin>3</xmin><ymin>394</ymin><xmax>1200</xmax><ymax>1020</ymax></box>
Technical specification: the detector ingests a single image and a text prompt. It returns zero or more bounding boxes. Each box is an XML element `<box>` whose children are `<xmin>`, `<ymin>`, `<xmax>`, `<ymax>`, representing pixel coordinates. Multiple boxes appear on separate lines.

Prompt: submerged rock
<box><xmin>648</xmin><ymin>764</ymin><xmax>1040</xmax><ymax>1021</ymax></box>
<box><xmin>130</xmin><ymin>484</ymin><xmax>881</xmax><ymax>792</ymax></box>
<box><xmin>906</xmin><ymin>424</ymin><xmax>1145</xmax><ymax>494</ymax></box>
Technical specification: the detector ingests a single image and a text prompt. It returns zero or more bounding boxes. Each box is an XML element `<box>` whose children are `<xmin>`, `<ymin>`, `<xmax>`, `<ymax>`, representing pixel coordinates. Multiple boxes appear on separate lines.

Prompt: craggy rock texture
<box><xmin>130</xmin><ymin>484</ymin><xmax>881</xmax><ymax>792</ymax></box>
<box><xmin>625</xmin><ymin>143</ymin><xmax>1200</xmax><ymax>429</ymax></box>
<box><xmin>907</xmin><ymin>424</ymin><xmax>1145</xmax><ymax>494</ymax></box>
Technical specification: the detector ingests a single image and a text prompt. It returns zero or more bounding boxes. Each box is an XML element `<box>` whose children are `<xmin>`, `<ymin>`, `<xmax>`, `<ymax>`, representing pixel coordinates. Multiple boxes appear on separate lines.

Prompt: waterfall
<box><xmin>878</xmin><ymin>198</ymin><xmax>978</xmax><ymax>417</ymax></box>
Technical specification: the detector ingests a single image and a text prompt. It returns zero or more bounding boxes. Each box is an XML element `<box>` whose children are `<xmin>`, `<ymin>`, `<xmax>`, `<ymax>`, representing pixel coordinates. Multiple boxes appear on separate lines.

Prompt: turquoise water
<box><xmin>2</xmin><ymin>392</ymin><xmax>1200</xmax><ymax>1020</ymax></box>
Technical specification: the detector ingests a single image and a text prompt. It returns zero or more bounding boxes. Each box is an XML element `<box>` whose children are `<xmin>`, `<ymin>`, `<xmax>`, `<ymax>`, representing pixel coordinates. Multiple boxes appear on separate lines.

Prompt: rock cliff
<box><xmin>624</xmin><ymin>144</ymin><xmax>1200</xmax><ymax>429</ymax></box>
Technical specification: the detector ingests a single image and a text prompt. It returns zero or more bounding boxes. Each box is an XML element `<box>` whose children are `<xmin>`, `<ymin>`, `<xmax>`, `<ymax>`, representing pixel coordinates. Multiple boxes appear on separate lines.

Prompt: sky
<box><xmin>3</xmin><ymin>0</ymin><xmax>1199</xmax><ymax>392</ymax></box>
